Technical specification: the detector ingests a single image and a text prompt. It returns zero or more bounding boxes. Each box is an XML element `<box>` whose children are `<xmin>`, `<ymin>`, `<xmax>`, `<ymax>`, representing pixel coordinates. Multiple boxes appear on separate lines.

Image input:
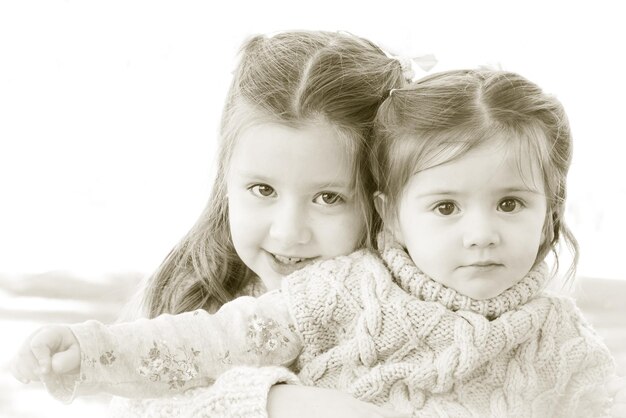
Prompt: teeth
<box><xmin>274</xmin><ymin>255</ymin><xmax>305</xmax><ymax>264</ymax></box>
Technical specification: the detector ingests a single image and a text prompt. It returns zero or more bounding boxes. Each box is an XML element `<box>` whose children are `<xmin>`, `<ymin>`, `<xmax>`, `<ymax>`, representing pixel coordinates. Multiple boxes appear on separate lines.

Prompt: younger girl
<box><xmin>14</xmin><ymin>69</ymin><xmax>620</xmax><ymax>417</ymax></box>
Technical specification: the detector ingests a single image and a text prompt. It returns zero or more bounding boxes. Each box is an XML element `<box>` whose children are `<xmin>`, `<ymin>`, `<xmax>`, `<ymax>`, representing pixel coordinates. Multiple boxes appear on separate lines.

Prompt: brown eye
<box><xmin>498</xmin><ymin>198</ymin><xmax>521</xmax><ymax>213</ymax></box>
<box><xmin>436</xmin><ymin>202</ymin><xmax>457</xmax><ymax>216</ymax></box>
<box><xmin>314</xmin><ymin>192</ymin><xmax>344</xmax><ymax>206</ymax></box>
<box><xmin>250</xmin><ymin>184</ymin><xmax>276</xmax><ymax>197</ymax></box>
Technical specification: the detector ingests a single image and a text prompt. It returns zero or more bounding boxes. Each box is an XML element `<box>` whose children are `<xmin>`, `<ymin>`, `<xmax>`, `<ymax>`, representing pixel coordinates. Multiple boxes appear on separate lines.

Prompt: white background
<box><xmin>1</xmin><ymin>0</ymin><xmax>624</xmax><ymax>280</ymax></box>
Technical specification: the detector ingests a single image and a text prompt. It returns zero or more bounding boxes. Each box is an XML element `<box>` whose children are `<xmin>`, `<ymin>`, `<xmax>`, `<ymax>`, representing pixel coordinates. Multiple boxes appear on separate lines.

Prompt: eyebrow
<box><xmin>415</xmin><ymin>186</ymin><xmax>544</xmax><ymax>198</ymax></box>
<box><xmin>234</xmin><ymin>170</ymin><xmax>352</xmax><ymax>189</ymax></box>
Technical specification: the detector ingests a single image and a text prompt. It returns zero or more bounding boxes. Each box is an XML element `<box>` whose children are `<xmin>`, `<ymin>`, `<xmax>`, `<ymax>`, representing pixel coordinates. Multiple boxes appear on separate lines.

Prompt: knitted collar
<box><xmin>378</xmin><ymin>234</ymin><xmax>549</xmax><ymax>319</ymax></box>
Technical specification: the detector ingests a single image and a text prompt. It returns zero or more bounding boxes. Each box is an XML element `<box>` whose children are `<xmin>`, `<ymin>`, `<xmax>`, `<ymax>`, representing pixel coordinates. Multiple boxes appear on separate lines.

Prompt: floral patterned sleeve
<box><xmin>44</xmin><ymin>289</ymin><xmax>302</xmax><ymax>403</ymax></box>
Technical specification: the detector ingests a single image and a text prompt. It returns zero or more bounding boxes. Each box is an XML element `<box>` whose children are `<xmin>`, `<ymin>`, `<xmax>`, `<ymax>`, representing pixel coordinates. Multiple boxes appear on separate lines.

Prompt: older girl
<box><xmin>12</xmin><ymin>30</ymin><xmax>410</xmax><ymax>418</ymax></box>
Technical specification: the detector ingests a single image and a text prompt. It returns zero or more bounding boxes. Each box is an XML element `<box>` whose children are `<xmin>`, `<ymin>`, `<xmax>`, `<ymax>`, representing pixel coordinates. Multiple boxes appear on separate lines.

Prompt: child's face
<box><xmin>226</xmin><ymin>121</ymin><xmax>365</xmax><ymax>291</ymax></box>
<box><xmin>391</xmin><ymin>135</ymin><xmax>547</xmax><ymax>300</ymax></box>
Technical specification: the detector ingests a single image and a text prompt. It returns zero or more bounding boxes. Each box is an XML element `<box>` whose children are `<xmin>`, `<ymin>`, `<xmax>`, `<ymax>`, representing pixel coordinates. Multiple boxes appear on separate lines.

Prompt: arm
<box><xmin>13</xmin><ymin>290</ymin><xmax>302</xmax><ymax>402</ymax></box>
<box><xmin>107</xmin><ymin>366</ymin><xmax>301</xmax><ymax>418</ymax></box>
<box><xmin>107</xmin><ymin>366</ymin><xmax>410</xmax><ymax>418</ymax></box>
<box><xmin>267</xmin><ymin>385</ymin><xmax>411</xmax><ymax>418</ymax></box>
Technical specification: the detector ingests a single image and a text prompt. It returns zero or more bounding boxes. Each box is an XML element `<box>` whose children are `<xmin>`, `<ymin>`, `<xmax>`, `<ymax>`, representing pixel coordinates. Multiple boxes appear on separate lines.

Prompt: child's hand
<box><xmin>267</xmin><ymin>384</ymin><xmax>411</xmax><ymax>418</ymax></box>
<box><xmin>608</xmin><ymin>375</ymin><xmax>626</xmax><ymax>417</ymax></box>
<box><xmin>10</xmin><ymin>325</ymin><xmax>81</xmax><ymax>384</ymax></box>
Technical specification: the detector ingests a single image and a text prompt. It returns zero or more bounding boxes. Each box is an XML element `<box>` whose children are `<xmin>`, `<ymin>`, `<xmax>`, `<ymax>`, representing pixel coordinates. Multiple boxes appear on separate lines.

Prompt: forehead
<box><xmin>229</xmin><ymin>121</ymin><xmax>354</xmax><ymax>186</ymax></box>
<box><xmin>409</xmin><ymin>133</ymin><xmax>545</xmax><ymax>192</ymax></box>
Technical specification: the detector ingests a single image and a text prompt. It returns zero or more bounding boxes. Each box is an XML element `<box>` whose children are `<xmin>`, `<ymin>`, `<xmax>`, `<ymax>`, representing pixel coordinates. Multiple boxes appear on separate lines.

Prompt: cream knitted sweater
<box><xmin>284</xmin><ymin>240</ymin><xmax>615</xmax><ymax>417</ymax></box>
<box><xmin>50</xmin><ymin>242</ymin><xmax>615</xmax><ymax>417</ymax></box>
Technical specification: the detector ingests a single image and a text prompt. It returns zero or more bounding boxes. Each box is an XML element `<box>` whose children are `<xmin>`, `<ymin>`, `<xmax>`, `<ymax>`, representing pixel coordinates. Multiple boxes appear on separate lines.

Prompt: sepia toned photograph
<box><xmin>1</xmin><ymin>1</ymin><xmax>625</xmax><ymax>417</ymax></box>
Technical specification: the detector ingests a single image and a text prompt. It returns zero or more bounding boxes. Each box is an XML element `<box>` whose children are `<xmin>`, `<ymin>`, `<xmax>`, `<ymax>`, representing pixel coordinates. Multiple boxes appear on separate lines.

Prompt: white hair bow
<box><xmin>392</xmin><ymin>54</ymin><xmax>438</xmax><ymax>82</ymax></box>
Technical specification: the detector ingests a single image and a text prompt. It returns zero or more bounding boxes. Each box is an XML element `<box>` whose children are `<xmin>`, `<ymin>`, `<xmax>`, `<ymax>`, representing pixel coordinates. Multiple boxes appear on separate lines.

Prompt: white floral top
<box><xmin>49</xmin><ymin>290</ymin><xmax>301</xmax><ymax>403</ymax></box>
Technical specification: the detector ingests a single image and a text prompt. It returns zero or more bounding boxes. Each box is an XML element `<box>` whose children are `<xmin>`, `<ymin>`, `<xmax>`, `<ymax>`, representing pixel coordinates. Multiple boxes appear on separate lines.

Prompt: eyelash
<box><xmin>248</xmin><ymin>184</ymin><xmax>276</xmax><ymax>198</ymax></box>
<box><xmin>248</xmin><ymin>185</ymin><xmax>345</xmax><ymax>206</ymax></box>
<box><xmin>433</xmin><ymin>201</ymin><xmax>458</xmax><ymax>216</ymax></box>
<box><xmin>431</xmin><ymin>198</ymin><xmax>526</xmax><ymax>216</ymax></box>
<box><xmin>313</xmin><ymin>192</ymin><xmax>345</xmax><ymax>206</ymax></box>
<box><xmin>497</xmin><ymin>197</ymin><xmax>525</xmax><ymax>213</ymax></box>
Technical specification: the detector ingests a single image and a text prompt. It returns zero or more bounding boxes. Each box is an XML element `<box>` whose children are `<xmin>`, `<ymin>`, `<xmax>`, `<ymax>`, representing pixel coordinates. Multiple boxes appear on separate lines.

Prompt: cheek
<box><xmin>527</xmin><ymin>210</ymin><xmax>548</xmax><ymax>247</ymax></box>
<box><xmin>226</xmin><ymin>195</ymin><xmax>244</xmax><ymax>252</ymax></box>
<box><xmin>395</xmin><ymin>209</ymin><xmax>432</xmax><ymax>247</ymax></box>
<box><xmin>401</xmin><ymin>216</ymin><xmax>451</xmax><ymax>272</ymax></box>
<box><xmin>405</xmin><ymin>234</ymin><xmax>439</xmax><ymax>263</ymax></box>
<box><xmin>227</xmin><ymin>194</ymin><xmax>261</xmax><ymax>252</ymax></box>
<box><xmin>510</xmin><ymin>217</ymin><xmax>546</xmax><ymax>266</ymax></box>
<box><xmin>345</xmin><ymin>216</ymin><xmax>366</xmax><ymax>249</ymax></box>
<box><xmin>318</xmin><ymin>210</ymin><xmax>365</xmax><ymax>255</ymax></box>
<box><xmin>228</xmin><ymin>189</ymin><xmax>260</xmax><ymax>227</ymax></box>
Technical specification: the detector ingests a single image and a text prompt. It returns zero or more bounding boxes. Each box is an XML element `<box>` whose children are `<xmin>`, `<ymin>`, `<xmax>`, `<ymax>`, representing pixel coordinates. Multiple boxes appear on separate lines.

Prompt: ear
<box><xmin>374</xmin><ymin>192</ymin><xmax>405</xmax><ymax>246</ymax></box>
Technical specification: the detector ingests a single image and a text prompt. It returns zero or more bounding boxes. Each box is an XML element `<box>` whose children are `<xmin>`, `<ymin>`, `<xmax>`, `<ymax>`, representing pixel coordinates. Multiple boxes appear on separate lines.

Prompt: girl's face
<box><xmin>226</xmin><ymin>121</ymin><xmax>365</xmax><ymax>291</ymax></box>
<box><xmin>389</xmin><ymin>135</ymin><xmax>547</xmax><ymax>300</ymax></box>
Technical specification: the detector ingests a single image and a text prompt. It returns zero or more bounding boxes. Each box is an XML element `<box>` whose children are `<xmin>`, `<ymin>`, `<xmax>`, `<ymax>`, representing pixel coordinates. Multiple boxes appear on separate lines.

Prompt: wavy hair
<box><xmin>141</xmin><ymin>31</ymin><xmax>406</xmax><ymax>317</ymax></box>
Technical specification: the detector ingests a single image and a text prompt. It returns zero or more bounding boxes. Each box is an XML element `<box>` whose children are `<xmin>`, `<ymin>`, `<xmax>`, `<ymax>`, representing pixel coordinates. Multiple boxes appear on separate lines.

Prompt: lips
<box><xmin>273</xmin><ymin>254</ymin><xmax>307</xmax><ymax>264</ymax></box>
<box><xmin>459</xmin><ymin>262</ymin><xmax>504</xmax><ymax>273</ymax></box>
<box><xmin>462</xmin><ymin>258</ymin><xmax>503</xmax><ymax>266</ymax></box>
<box><xmin>469</xmin><ymin>262</ymin><xmax>502</xmax><ymax>267</ymax></box>
<box><xmin>265</xmin><ymin>251</ymin><xmax>317</xmax><ymax>276</ymax></box>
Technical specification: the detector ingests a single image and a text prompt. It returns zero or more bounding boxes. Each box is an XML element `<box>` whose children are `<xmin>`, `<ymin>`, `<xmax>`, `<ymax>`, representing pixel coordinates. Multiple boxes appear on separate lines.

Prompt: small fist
<box><xmin>10</xmin><ymin>325</ymin><xmax>81</xmax><ymax>384</ymax></box>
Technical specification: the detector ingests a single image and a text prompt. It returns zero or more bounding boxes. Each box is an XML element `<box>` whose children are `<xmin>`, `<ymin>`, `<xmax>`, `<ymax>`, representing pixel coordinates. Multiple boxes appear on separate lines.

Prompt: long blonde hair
<box><xmin>372</xmin><ymin>69</ymin><xmax>578</xmax><ymax>281</ymax></box>
<box><xmin>142</xmin><ymin>31</ymin><xmax>406</xmax><ymax>317</ymax></box>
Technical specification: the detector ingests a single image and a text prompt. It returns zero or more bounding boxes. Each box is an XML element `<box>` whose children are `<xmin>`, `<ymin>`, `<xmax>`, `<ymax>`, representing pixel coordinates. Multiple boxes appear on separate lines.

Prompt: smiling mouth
<box><xmin>272</xmin><ymin>254</ymin><xmax>309</xmax><ymax>265</ymax></box>
<box><xmin>266</xmin><ymin>251</ymin><xmax>317</xmax><ymax>276</ymax></box>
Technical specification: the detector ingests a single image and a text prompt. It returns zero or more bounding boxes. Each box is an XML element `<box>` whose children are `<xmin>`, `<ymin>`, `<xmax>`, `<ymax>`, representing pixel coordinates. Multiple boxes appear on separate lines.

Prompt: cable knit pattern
<box><xmin>283</xmin><ymin>242</ymin><xmax>615</xmax><ymax>417</ymax></box>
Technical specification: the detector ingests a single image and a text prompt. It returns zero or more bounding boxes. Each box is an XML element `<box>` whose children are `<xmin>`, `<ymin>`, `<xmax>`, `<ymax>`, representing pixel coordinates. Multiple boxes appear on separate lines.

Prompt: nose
<box><xmin>462</xmin><ymin>210</ymin><xmax>501</xmax><ymax>249</ymax></box>
<box><xmin>269</xmin><ymin>200</ymin><xmax>312</xmax><ymax>246</ymax></box>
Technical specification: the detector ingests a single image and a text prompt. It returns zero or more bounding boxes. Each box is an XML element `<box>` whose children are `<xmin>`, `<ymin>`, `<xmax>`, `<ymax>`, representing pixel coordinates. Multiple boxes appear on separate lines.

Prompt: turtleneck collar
<box><xmin>377</xmin><ymin>233</ymin><xmax>549</xmax><ymax>319</ymax></box>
